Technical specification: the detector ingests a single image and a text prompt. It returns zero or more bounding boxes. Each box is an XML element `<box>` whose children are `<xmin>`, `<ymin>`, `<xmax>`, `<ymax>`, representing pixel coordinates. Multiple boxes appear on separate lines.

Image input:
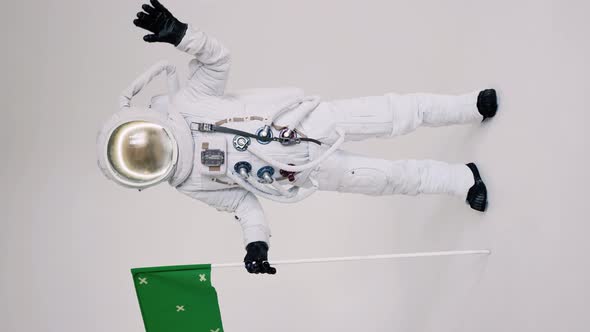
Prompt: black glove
<box><xmin>133</xmin><ymin>0</ymin><xmax>188</xmax><ymax>46</ymax></box>
<box><xmin>244</xmin><ymin>242</ymin><xmax>277</xmax><ymax>275</ymax></box>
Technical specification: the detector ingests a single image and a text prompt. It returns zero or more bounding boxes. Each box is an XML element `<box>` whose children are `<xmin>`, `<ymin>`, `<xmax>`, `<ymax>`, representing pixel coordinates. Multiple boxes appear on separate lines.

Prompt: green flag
<box><xmin>131</xmin><ymin>264</ymin><xmax>224</xmax><ymax>332</ymax></box>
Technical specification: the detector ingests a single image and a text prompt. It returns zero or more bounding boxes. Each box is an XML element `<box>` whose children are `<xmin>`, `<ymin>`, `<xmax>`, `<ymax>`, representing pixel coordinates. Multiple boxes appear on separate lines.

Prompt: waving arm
<box><xmin>176</xmin><ymin>25</ymin><xmax>231</xmax><ymax>97</ymax></box>
<box><xmin>133</xmin><ymin>0</ymin><xmax>231</xmax><ymax>97</ymax></box>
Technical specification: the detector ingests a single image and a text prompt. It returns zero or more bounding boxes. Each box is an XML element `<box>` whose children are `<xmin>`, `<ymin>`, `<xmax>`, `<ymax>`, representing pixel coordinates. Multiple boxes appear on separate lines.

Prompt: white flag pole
<box><xmin>211</xmin><ymin>249</ymin><xmax>491</xmax><ymax>269</ymax></box>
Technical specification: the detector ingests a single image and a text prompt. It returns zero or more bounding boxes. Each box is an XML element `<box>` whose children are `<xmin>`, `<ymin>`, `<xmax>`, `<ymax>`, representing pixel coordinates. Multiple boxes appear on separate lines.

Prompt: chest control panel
<box><xmin>196</xmin><ymin>136</ymin><xmax>227</xmax><ymax>175</ymax></box>
<box><xmin>201</xmin><ymin>149</ymin><xmax>225</xmax><ymax>167</ymax></box>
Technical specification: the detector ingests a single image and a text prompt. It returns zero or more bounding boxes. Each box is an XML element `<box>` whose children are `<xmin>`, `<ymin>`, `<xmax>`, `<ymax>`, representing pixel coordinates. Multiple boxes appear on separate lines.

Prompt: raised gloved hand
<box><xmin>133</xmin><ymin>0</ymin><xmax>188</xmax><ymax>46</ymax></box>
<box><xmin>244</xmin><ymin>242</ymin><xmax>277</xmax><ymax>275</ymax></box>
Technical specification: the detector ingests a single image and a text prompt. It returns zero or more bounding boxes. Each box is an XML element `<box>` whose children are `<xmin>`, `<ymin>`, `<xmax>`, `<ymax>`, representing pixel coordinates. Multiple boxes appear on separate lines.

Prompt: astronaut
<box><xmin>97</xmin><ymin>1</ymin><xmax>498</xmax><ymax>275</ymax></box>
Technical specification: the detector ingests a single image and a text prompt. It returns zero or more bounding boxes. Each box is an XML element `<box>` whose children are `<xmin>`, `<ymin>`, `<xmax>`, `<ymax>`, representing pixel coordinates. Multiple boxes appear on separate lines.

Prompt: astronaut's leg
<box><xmin>313</xmin><ymin>150</ymin><xmax>475</xmax><ymax>198</ymax></box>
<box><xmin>300</xmin><ymin>90</ymin><xmax>495</xmax><ymax>144</ymax></box>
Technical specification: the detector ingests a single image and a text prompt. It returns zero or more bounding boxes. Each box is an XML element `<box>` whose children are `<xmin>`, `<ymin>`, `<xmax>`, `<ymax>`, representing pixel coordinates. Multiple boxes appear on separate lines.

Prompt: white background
<box><xmin>2</xmin><ymin>0</ymin><xmax>589</xmax><ymax>331</ymax></box>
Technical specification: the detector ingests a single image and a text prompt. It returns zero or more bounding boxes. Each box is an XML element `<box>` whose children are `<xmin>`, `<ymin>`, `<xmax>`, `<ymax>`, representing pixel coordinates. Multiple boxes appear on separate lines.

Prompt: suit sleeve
<box><xmin>175</xmin><ymin>25</ymin><xmax>231</xmax><ymax>97</ymax></box>
<box><xmin>186</xmin><ymin>188</ymin><xmax>271</xmax><ymax>247</ymax></box>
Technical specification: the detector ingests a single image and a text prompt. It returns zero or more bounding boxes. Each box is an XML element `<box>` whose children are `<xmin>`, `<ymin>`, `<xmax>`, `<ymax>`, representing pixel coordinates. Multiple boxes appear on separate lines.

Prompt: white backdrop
<box><xmin>2</xmin><ymin>0</ymin><xmax>589</xmax><ymax>331</ymax></box>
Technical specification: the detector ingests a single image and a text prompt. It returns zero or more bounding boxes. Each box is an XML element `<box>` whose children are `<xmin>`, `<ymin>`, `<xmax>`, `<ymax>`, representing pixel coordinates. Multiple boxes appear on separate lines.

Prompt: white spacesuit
<box><xmin>97</xmin><ymin>1</ymin><xmax>497</xmax><ymax>274</ymax></box>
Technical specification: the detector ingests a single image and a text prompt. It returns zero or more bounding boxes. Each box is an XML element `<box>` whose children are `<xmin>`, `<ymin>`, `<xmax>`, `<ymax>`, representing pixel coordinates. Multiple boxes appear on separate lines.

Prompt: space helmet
<box><xmin>96</xmin><ymin>61</ymin><xmax>193</xmax><ymax>190</ymax></box>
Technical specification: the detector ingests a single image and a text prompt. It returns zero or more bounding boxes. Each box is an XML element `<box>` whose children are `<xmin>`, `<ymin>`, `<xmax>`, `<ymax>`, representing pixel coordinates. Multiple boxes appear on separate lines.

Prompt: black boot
<box><xmin>477</xmin><ymin>89</ymin><xmax>498</xmax><ymax>120</ymax></box>
<box><xmin>466</xmin><ymin>163</ymin><xmax>488</xmax><ymax>212</ymax></box>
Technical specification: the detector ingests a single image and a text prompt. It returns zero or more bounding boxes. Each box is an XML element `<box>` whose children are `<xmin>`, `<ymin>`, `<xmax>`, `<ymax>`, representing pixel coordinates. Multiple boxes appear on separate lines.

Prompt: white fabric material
<box><xmin>314</xmin><ymin>152</ymin><xmax>475</xmax><ymax>197</ymax></box>
<box><xmin>176</xmin><ymin>25</ymin><xmax>231</xmax><ymax>97</ymax></box>
<box><xmin>225</xmin><ymin>87</ymin><xmax>304</xmax><ymax>108</ymax></box>
<box><xmin>178</xmin><ymin>188</ymin><xmax>271</xmax><ymax>247</ymax></box>
<box><xmin>98</xmin><ymin>25</ymin><xmax>484</xmax><ymax>247</ymax></box>
<box><xmin>301</xmin><ymin>92</ymin><xmax>481</xmax><ymax>197</ymax></box>
<box><xmin>299</xmin><ymin>92</ymin><xmax>482</xmax><ymax>144</ymax></box>
<box><xmin>170</xmin><ymin>26</ymin><xmax>278</xmax><ymax>245</ymax></box>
